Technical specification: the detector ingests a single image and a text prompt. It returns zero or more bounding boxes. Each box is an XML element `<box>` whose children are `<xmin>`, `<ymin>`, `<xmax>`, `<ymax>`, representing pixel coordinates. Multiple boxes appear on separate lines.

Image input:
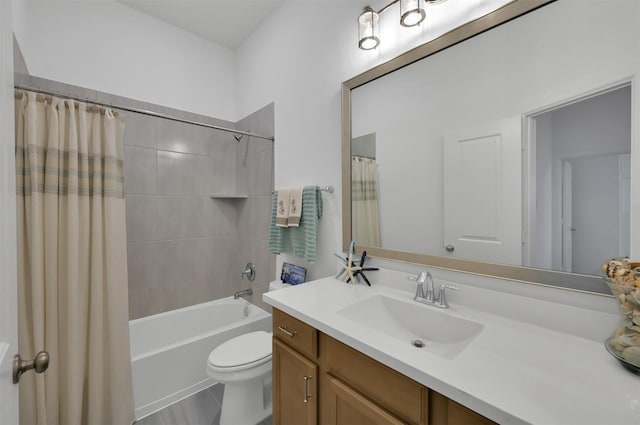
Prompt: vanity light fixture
<box><xmin>358</xmin><ymin>0</ymin><xmax>448</xmax><ymax>50</ymax></box>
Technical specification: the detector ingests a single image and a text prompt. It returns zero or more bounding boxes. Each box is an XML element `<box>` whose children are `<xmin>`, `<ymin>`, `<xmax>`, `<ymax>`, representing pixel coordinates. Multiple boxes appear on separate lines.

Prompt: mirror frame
<box><xmin>342</xmin><ymin>0</ymin><xmax>610</xmax><ymax>296</ymax></box>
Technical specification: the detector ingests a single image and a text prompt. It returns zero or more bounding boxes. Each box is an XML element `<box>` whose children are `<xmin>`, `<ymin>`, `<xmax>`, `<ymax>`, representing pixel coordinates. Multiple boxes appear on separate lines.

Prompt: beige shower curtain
<box><xmin>15</xmin><ymin>91</ymin><xmax>134</xmax><ymax>425</ymax></box>
<box><xmin>351</xmin><ymin>156</ymin><xmax>381</xmax><ymax>247</ymax></box>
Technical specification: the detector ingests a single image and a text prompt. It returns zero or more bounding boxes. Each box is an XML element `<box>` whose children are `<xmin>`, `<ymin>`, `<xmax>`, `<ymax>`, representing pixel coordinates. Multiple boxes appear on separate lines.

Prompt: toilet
<box><xmin>207</xmin><ymin>330</ymin><xmax>273</xmax><ymax>425</ymax></box>
<box><xmin>206</xmin><ymin>281</ymin><xmax>291</xmax><ymax>424</ymax></box>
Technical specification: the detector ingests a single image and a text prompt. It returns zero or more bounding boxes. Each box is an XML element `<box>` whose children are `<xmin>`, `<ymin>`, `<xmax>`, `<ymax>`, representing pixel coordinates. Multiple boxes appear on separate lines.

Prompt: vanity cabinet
<box><xmin>272</xmin><ymin>308</ymin><xmax>495</xmax><ymax>425</ymax></box>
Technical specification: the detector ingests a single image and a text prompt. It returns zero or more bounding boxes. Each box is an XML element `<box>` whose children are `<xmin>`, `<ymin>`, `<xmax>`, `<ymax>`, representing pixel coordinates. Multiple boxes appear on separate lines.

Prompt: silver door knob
<box><xmin>13</xmin><ymin>351</ymin><xmax>49</xmax><ymax>384</ymax></box>
<box><xmin>445</xmin><ymin>245</ymin><xmax>455</xmax><ymax>252</ymax></box>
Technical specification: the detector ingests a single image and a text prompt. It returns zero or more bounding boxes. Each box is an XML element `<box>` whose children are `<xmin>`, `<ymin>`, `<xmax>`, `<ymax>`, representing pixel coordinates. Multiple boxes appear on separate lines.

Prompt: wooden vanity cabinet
<box><xmin>272</xmin><ymin>308</ymin><xmax>495</xmax><ymax>425</ymax></box>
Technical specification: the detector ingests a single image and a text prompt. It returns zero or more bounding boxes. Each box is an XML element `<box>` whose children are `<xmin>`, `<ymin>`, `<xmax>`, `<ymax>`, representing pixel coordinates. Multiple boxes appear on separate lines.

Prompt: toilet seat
<box><xmin>207</xmin><ymin>331</ymin><xmax>272</xmax><ymax>373</ymax></box>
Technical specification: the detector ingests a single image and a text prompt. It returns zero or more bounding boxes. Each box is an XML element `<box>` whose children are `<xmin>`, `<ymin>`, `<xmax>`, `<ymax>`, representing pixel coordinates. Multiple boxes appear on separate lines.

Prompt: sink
<box><xmin>337</xmin><ymin>295</ymin><xmax>483</xmax><ymax>358</ymax></box>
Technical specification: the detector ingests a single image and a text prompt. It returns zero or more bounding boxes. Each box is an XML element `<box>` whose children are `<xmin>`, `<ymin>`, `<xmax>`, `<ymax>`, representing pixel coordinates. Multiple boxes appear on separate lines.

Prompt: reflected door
<box><xmin>443</xmin><ymin>117</ymin><xmax>522</xmax><ymax>265</ymax></box>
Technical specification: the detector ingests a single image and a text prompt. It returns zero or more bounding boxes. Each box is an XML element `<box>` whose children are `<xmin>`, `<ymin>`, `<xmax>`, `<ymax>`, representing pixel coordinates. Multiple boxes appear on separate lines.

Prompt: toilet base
<box><xmin>219</xmin><ymin>376</ymin><xmax>272</xmax><ymax>425</ymax></box>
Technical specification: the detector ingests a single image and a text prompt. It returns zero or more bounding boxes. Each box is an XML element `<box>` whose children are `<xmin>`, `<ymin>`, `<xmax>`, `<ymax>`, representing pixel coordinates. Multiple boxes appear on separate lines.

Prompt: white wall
<box><xmin>12</xmin><ymin>0</ymin><xmax>237</xmax><ymax>121</ymax></box>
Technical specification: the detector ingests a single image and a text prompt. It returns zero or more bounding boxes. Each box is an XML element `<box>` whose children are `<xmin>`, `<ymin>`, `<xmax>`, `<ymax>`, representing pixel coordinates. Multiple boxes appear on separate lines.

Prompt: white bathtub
<box><xmin>129</xmin><ymin>297</ymin><xmax>272</xmax><ymax>420</ymax></box>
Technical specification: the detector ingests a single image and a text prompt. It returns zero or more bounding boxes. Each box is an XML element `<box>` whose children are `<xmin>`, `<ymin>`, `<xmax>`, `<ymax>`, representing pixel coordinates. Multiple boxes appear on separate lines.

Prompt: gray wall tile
<box><xmin>124</xmin><ymin>112</ymin><xmax>157</xmax><ymax>149</ymax></box>
<box><xmin>207</xmin><ymin>127</ymin><xmax>237</xmax><ymax>158</ymax></box>
<box><xmin>210</xmin><ymin>156</ymin><xmax>237</xmax><ymax>194</ymax></box>
<box><xmin>124</xmin><ymin>146</ymin><xmax>157</xmax><ymax>195</ymax></box>
<box><xmin>157</xmin><ymin>150</ymin><xmax>211</xmax><ymax>195</ymax></box>
<box><xmin>157</xmin><ymin>119</ymin><xmax>209</xmax><ymax>155</ymax></box>
<box><xmin>156</xmin><ymin>196</ymin><xmax>210</xmax><ymax>240</ymax></box>
<box><xmin>243</xmin><ymin>148</ymin><xmax>274</xmax><ymax>197</ymax></box>
<box><xmin>210</xmin><ymin>200</ymin><xmax>239</xmax><ymax>236</ymax></box>
<box><xmin>238</xmin><ymin>195</ymin><xmax>272</xmax><ymax>240</ymax></box>
<box><xmin>127</xmin><ymin>242</ymin><xmax>162</xmax><ymax>292</ymax></box>
<box><xmin>126</xmin><ymin>195</ymin><xmax>158</xmax><ymax>242</ymax></box>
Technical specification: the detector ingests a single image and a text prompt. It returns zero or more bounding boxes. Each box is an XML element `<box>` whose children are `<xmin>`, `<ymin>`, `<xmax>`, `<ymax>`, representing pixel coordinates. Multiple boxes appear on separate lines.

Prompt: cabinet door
<box><xmin>327</xmin><ymin>376</ymin><xmax>407</xmax><ymax>425</ymax></box>
<box><xmin>273</xmin><ymin>338</ymin><xmax>317</xmax><ymax>425</ymax></box>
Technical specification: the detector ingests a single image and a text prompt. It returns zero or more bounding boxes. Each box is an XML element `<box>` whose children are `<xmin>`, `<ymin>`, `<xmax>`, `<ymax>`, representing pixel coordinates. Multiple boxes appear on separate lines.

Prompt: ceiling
<box><xmin>117</xmin><ymin>0</ymin><xmax>285</xmax><ymax>50</ymax></box>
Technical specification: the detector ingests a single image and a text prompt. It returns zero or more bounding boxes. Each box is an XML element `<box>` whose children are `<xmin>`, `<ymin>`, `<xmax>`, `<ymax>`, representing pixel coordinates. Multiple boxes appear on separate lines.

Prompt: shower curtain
<box><xmin>15</xmin><ymin>91</ymin><xmax>134</xmax><ymax>425</ymax></box>
<box><xmin>351</xmin><ymin>156</ymin><xmax>381</xmax><ymax>247</ymax></box>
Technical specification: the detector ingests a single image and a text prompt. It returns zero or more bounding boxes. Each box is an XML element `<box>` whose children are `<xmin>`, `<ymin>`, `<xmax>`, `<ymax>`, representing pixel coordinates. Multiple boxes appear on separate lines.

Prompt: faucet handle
<box><xmin>408</xmin><ymin>272</ymin><xmax>428</xmax><ymax>300</ymax></box>
<box><xmin>435</xmin><ymin>284</ymin><xmax>459</xmax><ymax>308</ymax></box>
<box><xmin>407</xmin><ymin>271</ymin><xmax>427</xmax><ymax>283</ymax></box>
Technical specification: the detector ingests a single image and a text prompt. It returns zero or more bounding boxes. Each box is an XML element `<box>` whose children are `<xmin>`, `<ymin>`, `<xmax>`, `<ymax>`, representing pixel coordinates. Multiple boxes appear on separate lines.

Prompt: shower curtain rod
<box><xmin>14</xmin><ymin>85</ymin><xmax>275</xmax><ymax>142</ymax></box>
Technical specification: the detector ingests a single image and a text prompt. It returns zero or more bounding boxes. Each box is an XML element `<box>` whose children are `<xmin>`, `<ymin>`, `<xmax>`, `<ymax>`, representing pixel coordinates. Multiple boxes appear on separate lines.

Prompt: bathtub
<box><xmin>129</xmin><ymin>297</ymin><xmax>272</xmax><ymax>420</ymax></box>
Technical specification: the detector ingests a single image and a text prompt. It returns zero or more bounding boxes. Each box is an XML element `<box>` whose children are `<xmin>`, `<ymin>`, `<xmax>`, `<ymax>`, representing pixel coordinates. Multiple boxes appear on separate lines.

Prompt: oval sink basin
<box><xmin>337</xmin><ymin>295</ymin><xmax>483</xmax><ymax>358</ymax></box>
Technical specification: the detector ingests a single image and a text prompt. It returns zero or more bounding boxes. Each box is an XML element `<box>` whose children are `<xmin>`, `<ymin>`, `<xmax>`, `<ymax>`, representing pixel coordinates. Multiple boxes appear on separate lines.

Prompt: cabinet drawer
<box><xmin>322</xmin><ymin>334</ymin><xmax>428</xmax><ymax>425</ymax></box>
<box><xmin>273</xmin><ymin>309</ymin><xmax>318</xmax><ymax>359</ymax></box>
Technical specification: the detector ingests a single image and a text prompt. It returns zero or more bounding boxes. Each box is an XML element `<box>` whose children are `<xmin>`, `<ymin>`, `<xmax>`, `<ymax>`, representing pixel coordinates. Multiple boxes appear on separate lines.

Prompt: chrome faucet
<box><xmin>408</xmin><ymin>271</ymin><xmax>458</xmax><ymax>309</ymax></box>
<box><xmin>410</xmin><ymin>271</ymin><xmax>434</xmax><ymax>303</ymax></box>
<box><xmin>234</xmin><ymin>288</ymin><xmax>253</xmax><ymax>300</ymax></box>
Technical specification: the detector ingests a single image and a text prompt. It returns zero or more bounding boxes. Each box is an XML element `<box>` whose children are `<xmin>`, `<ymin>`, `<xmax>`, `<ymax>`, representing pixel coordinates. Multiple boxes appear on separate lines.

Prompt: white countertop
<box><xmin>263</xmin><ymin>269</ymin><xmax>640</xmax><ymax>425</ymax></box>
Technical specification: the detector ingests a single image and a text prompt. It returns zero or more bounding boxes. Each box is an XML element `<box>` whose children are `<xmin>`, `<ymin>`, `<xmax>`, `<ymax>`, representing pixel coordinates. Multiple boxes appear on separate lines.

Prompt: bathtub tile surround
<box><xmin>121</xmin><ymin>101</ymin><xmax>274</xmax><ymax>318</ymax></box>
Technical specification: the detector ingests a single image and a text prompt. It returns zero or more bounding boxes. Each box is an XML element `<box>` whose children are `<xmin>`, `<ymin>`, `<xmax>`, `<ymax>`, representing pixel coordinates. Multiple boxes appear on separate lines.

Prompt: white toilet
<box><xmin>206</xmin><ymin>281</ymin><xmax>290</xmax><ymax>425</ymax></box>
<box><xmin>207</xmin><ymin>330</ymin><xmax>273</xmax><ymax>424</ymax></box>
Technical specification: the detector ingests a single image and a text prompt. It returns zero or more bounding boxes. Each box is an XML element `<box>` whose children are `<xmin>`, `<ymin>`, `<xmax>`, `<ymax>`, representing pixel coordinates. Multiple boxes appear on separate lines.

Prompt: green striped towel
<box><xmin>268</xmin><ymin>185</ymin><xmax>323</xmax><ymax>262</ymax></box>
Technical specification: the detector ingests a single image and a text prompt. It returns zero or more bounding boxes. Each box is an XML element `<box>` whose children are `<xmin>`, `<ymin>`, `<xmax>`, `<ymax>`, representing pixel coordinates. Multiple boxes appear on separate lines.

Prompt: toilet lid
<box><xmin>208</xmin><ymin>331</ymin><xmax>272</xmax><ymax>368</ymax></box>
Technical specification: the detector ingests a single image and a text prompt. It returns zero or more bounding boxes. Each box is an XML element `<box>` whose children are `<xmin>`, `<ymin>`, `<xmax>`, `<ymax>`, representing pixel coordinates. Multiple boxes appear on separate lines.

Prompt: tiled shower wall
<box><xmin>14</xmin><ymin>54</ymin><xmax>275</xmax><ymax>319</ymax></box>
<box><xmin>125</xmin><ymin>104</ymin><xmax>276</xmax><ymax>319</ymax></box>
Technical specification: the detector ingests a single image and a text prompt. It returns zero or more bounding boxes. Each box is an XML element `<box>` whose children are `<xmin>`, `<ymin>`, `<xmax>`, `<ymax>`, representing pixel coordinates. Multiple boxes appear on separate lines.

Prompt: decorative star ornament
<box><xmin>335</xmin><ymin>241</ymin><xmax>378</xmax><ymax>285</ymax></box>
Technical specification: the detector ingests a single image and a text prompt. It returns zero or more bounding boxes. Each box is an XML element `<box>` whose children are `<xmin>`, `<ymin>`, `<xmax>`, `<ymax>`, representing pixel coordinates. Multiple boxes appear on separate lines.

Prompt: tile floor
<box><xmin>134</xmin><ymin>383</ymin><xmax>272</xmax><ymax>425</ymax></box>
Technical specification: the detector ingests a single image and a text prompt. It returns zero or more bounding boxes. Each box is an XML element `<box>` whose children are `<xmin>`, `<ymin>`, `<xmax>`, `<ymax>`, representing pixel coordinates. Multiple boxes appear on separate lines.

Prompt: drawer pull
<box><xmin>303</xmin><ymin>376</ymin><xmax>312</xmax><ymax>403</ymax></box>
<box><xmin>278</xmin><ymin>325</ymin><xmax>296</xmax><ymax>338</ymax></box>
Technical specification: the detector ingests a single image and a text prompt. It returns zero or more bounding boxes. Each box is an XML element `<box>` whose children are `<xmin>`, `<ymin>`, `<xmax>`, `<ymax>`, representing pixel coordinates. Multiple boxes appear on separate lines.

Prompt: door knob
<box><xmin>445</xmin><ymin>245</ymin><xmax>455</xmax><ymax>252</ymax></box>
<box><xmin>13</xmin><ymin>351</ymin><xmax>49</xmax><ymax>384</ymax></box>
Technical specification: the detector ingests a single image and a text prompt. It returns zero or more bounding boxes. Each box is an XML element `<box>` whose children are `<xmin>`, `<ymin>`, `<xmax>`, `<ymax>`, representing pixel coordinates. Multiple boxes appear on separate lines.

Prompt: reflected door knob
<box><xmin>13</xmin><ymin>351</ymin><xmax>49</xmax><ymax>384</ymax></box>
<box><xmin>445</xmin><ymin>245</ymin><xmax>455</xmax><ymax>252</ymax></box>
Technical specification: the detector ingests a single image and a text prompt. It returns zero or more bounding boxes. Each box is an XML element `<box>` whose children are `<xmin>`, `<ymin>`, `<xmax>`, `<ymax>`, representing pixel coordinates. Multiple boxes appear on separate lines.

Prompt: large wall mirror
<box><xmin>342</xmin><ymin>0</ymin><xmax>639</xmax><ymax>295</ymax></box>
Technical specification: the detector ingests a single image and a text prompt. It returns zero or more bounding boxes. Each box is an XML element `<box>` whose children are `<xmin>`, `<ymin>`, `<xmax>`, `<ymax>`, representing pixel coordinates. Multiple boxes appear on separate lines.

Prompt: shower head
<box><xmin>234</xmin><ymin>134</ymin><xmax>243</xmax><ymax>142</ymax></box>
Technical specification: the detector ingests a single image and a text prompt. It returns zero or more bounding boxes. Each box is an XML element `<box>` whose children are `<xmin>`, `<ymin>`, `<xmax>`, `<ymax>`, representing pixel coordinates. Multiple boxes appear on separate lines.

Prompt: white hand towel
<box><xmin>276</xmin><ymin>189</ymin><xmax>291</xmax><ymax>227</ymax></box>
<box><xmin>287</xmin><ymin>187</ymin><xmax>304</xmax><ymax>227</ymax></box>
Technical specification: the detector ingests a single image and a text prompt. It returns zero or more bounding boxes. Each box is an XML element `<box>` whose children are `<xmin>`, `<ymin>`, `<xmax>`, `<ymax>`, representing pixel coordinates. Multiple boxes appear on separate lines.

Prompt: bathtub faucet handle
<box><xmin>241</xmin><ymin>262</ymin><xmax>255</xmax><ymax>281</ymax></box>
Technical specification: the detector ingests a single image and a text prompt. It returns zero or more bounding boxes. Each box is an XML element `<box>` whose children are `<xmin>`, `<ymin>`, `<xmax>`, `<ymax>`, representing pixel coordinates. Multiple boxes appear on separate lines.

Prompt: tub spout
<box><xmin>233</xmin><ymin>288</ymin><xmax>253</xmax><ymax>300</ymax></box>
